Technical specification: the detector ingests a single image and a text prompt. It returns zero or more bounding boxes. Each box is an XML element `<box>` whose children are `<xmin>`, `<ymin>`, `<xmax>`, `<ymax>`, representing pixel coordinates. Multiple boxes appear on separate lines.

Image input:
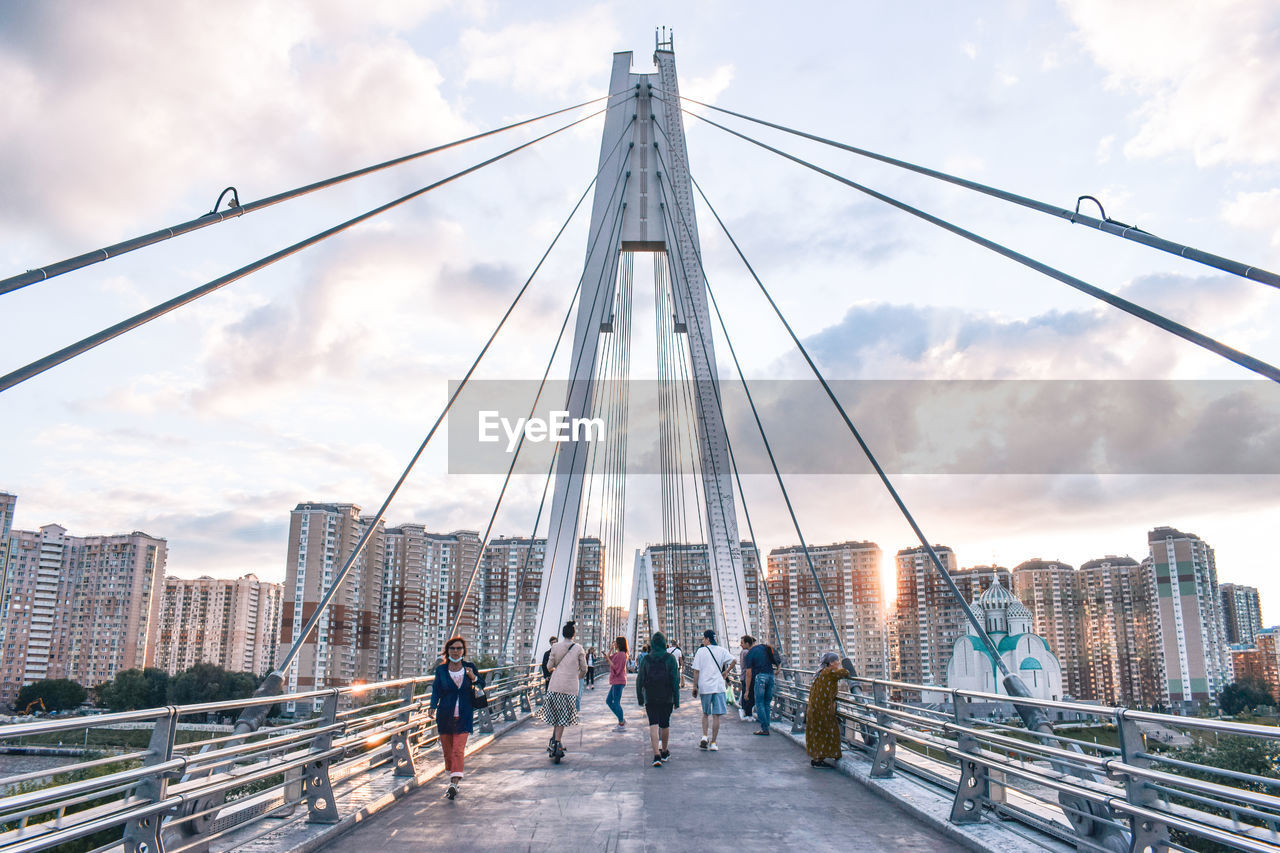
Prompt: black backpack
<box><xmin>642</xmin><ymin>655</ymin><xmax>673</xmax><ymax>704</ymax></box>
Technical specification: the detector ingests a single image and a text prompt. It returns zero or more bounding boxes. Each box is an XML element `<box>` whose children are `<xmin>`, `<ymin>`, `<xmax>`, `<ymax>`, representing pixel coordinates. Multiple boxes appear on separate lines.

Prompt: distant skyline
<box><xmin>2</xmin><ymin>3</ymin><xmax>1277</xmax><ymax>623</ymax></box>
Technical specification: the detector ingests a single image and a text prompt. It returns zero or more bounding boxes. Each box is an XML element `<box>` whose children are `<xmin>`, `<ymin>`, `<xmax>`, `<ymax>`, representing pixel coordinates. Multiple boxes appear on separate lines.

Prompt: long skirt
<box><xmin>806</xmin><ymin>701</ymin><xmax>842</xmax><ymax>761</ymax></box>
<box><xmin>542</xmin><ymin>691</ymin><xmax>579</xmax><ymax>727</ymax></box>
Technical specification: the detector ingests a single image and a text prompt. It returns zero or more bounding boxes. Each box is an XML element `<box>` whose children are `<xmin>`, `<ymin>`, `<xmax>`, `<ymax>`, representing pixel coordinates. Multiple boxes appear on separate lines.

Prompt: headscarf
<box><xmin>819</xmin><ymin>651</ymin><xmax>840</xmax><ymax>668</ymax></box>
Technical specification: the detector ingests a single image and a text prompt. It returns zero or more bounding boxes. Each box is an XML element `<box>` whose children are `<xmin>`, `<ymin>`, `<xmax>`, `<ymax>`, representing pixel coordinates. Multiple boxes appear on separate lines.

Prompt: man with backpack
<box><xmin>742</xmin><ymin>638</ymin><xmax>781</xmax><ymax>736</ymax></box>
<box><xmin>690</xmin><ymin>629</ymin><xmax>734</xmax><ymax>751</ymax></box>
<box><xmin>636</xmin><ymin>631</ymin><xmax>680</xmax><ymax>767</ymax></box>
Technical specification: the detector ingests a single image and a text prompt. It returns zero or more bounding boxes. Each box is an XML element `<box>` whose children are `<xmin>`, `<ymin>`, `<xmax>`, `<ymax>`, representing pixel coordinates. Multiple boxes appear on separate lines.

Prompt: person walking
<box><xmin>691</xmin><ymin>629</ymin><xmax>734</xmax><ymax>751</ymax></box>
<box><xmin>671</xmin><ymin>643</ymin><xmax>683</xmax><ymax>688</ymax></box>
<box><xmin>585</xmin><ymin>647</ymin><xmax>597</xmax><ymax>690</ymax></box>
<box><xmin>636</xmin><ymin>631</ymin><xmax>679</xmax><ymax>767</ymax></box>
<box><xmin>429</xmin><ymin>636</ymin><xmax>486</xmax><ymax>799</ymax></box>
<box><xmin>737</xmin><ymin>635</ymin><xmax>756</xmax><ymax>721</ymax></box>
<box><xmin>806</xmin><ymin>652</ymin><xmax>852</xmax><ymax>768</ymax></box>
<box><xmin>543</xmin><ymin>621</ymin><xmax>587</xmax><ymax>762</ymax></box>
<box><xmin>540</xmin><ymin>636</ymin><xmax>557</xmax><ymax>687</ymax></box>
<box><xmin>605</xmin><ymin>637</ymin><xmax>628</xmax><ymax>731</ymax></box>
<box><xmin>742</xmin><ymin>637</ymin><xmax>780</xmax><ymax>736</ymax></box>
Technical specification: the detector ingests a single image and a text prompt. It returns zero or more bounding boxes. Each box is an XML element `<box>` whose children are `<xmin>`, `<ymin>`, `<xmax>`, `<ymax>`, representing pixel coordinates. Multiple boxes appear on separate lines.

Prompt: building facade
<box><xmin>1012</xmin><ymin>559</ymin><xmax>1085</xmax><ymax>699</ymax></box>
<box><xmin>280</xmin><ymin>503</ymin><xmax>387</xmax><ymax>704</ymax></box>
<box><xmin>154</xmin><ymin>574</ymin><xmax>282</xmax><ymax>676</ymax></box>
<box><xmin>637</xmin><ymin>543</ymin><xmax>762</xmax><ymax>651</ymax></box>
<box><xmin>1220</xmin><ymin>583</ymin><xmax>1264</xmax><ymax>646</ymax></box>
<box><xmin>1148</xmin><ymin>527</ymin><xmax>1231</xmax><ymax>711</ymax></box>
<box><xmin>767</xmin><ymin>541</ymin><xmax>886</xmax><ymax>677</ymax></box>
<box><xmin>1076</xmin><ymin>556</ymin><xmax>1163</xmax><ymax>708</ymax></box>
<box><xmin>892</xmin><ymin>545</ymin><xmax>961</xmax><ymax>686</ymax></box>
<box><xmin>0</xmin><ymin>510</ymin><xmax>167</xmax><ymax>707</ymax></box>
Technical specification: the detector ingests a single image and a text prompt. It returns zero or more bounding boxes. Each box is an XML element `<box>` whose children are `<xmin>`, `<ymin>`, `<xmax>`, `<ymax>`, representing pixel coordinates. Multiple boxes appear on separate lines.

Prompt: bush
<box><xmin>14</xmin><ymin>679</ymin><xmax>87</xmax><ymax>713</ymax></box>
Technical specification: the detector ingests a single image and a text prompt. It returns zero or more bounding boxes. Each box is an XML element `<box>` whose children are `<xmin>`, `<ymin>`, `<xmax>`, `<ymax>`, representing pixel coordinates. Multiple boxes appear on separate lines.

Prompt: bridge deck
<box><xmin>322</xmin><ymin>678</ymin><xmax>966</xmax><ymax>852</ymax></box>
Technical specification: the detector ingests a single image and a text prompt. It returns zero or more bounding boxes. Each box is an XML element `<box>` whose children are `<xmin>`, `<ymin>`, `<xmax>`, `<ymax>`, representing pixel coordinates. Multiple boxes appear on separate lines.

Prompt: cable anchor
<box><xmin>1074</xmin><ymin>195</ymin><xmax>1144</xmax><ymax>232</ymax></box>
<box><xmin>212</xmin><ymin>186</ymin><xmax>241</xmax><ymax>214</ymax></box>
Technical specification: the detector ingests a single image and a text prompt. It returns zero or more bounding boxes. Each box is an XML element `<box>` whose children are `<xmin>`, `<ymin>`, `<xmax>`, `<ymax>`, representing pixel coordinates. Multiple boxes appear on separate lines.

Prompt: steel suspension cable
<box><xmin>541</xmin><ymin>176</ymin><xmax>633</xmax><ymax>639</ymax></box>
<box><xmin>689</xmin><ymin>176</ymin><xmax>1012</xmax><ymax>680</ymax></box>
<box><xmin>2</xmin><ymin>92</ymin><xmax>634</xmax><ymax>296</ymax></box>
<box><xmin>445</xmin><ymin>258</ymin><xmax>588</xmax><ymax>645</ymax></box>
<box><xmin>654</xmin><ymin>161</ymin><xmax>841</xmax><ymax>660</ymax></box>
<box><xmin>266</xmin><ymin>144</ymin><xmax>611</xmax><ymax>683</ymax></box>
<box><xmin>664</xmin><ymin>91</ymin><xmax>1280</xmax><ymax>289</ymax></box>
<box><xmin>0</xmin><ymin>104</ymin><xmax>619</xmax><ymax>394</ymax></box>
<box><xmin>682</xmin><ymin>109</ymin><xmax>1280</xmax><ymax>384</ymax></box>
<box><xmin>656</xmin><ymin>192</ymin><xmax>740</xmax><ymax>645</ymax></box>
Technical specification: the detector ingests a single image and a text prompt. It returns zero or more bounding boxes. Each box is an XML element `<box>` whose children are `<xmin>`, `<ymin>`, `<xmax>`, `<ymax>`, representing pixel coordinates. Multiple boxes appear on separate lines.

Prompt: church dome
<box><xmin>977</xmin><ymin>582</ymin><xmax>1017</xmax><ymax>606</ymax></box>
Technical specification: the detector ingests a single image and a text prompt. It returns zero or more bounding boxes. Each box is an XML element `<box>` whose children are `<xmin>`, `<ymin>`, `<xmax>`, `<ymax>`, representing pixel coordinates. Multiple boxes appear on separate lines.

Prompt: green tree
<box><xmin>14</xmin><ymin>678</ymin><xmax>87</xmax><ymax>712</ymax></box>
<box><xmin>1218</xmin><ymin>678</ymin><xmax>1276</xmax><ymax>716</ymax></box>
<box><xmin>96</xmin><ymin>668</ymin><xmax>170</xmax><ymax>711</ymax></box>
<box><xmin>167</xmin><ymin>663</ymin><xmax>256</xmax><ymax>707</ymax></box>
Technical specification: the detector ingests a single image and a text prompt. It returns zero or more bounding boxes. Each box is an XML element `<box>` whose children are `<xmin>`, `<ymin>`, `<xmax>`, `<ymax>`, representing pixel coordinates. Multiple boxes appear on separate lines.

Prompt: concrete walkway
<box><xmin>323</xmin><ymin>678</ymin><xmax>967</xmax><ymax>852</ymax></box>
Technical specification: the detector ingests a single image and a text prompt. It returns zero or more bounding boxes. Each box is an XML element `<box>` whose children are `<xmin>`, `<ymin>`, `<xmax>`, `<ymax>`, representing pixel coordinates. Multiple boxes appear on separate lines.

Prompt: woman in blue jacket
<box><xmin>430</xmin><ymin>636</ymin><xmax>486</xmax><ymax>799</ymax></box>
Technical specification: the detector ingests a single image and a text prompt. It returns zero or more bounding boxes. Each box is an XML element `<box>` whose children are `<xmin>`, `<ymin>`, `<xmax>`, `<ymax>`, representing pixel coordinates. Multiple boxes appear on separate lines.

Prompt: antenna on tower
<box><xmin>656</xmin><ymin>26</ymin><xmax>674</xmax><ymax>53</ymax></box>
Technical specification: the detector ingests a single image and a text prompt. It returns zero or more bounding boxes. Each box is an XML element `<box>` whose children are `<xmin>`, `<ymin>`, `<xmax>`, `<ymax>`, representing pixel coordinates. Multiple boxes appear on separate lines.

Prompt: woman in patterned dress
<box><xmin>543</xmin><ymin>620</ymin><xmax>588</xmax><ymax>761</ymax></box>
<box><xmin>806</xmin><ymin>651</ymin><xmax>851</xmax><ymax>768</ymax></box>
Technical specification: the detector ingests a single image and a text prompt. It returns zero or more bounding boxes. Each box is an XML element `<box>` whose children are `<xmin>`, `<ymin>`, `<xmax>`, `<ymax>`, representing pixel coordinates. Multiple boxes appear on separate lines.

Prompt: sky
<box><xmin>1</xmin><ymin>0</ymin><xmax>1277</xmax><ymax>624</ymax></box>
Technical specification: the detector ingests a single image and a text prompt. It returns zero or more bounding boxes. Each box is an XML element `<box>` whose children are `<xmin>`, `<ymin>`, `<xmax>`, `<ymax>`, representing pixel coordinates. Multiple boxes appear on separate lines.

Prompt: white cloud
<box><xmin>0</xmin><ymin>1</ymin><xmax>469</xmax><ymax>245</ymax></box>
<box><xmin>460</xmin><ymin>6</ymin><xmax>619</xmax><ymax>99</ymax></box>
<box><xmin>1222</xmin><ymin>188</ymin><xmax>1280</xmax><ymax>246</ymax></box>
<box><xmin>684</xmin><ymin>64</ymin><xmax>735</xmax><ymax>104</ymax></box>
<box><xmin>962</xmin><ymin>42</ymin><xmax>978</xmax><ymax>60</ymax></box>
<box><xmin>1061</xmin><ymin>0</ymin><xmax>1280</xmax><ymax>166</ymax></box>
<box><xmin>1095</xmin><ymin>134</ymin><xmax>1115</xmax><ymax>164</ymax></box>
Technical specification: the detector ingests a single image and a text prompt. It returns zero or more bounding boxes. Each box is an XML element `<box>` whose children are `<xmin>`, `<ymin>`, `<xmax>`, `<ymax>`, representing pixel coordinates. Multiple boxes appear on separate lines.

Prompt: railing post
<box><xmin>122</xmin><ymin>708</ymin><xmax>177</xmax><ymax>853</ymax></box>
<box><xmin>502</xmin><ymin>686</ymin><xmax>517</xmax><ymax>722</ymax></box>
<box><xmin>790</xmin><ymin>671</ymin><xmax>806</xmax><ymax>734</ymax></box>
<box><xmin>477</xmin><ymin>704</ymin><xmax>495</xmax><ymax>734</ymax></box>
<box><xmin>870</xmin><ymin>682</ymin><xmax>897</xmax><ymax>778</ymax></box>
<box><xmin>304</xmin><ymin>691</ymin><xmax>340</xmax><ymax>824</ymax></box>
<box><xmin>392</xmin><ymin>683</ymin><xmax>418</xmax><ymax>778</ymax></box>
<box><xmin>1117</xmin><ymin>708</ymin><xmax>1170</xmax><ymax>852</ymax></box>
<box><xmin>950</xmin><ymin>694</ymin><xmax>989</xmax><ymax>823</ymax></box>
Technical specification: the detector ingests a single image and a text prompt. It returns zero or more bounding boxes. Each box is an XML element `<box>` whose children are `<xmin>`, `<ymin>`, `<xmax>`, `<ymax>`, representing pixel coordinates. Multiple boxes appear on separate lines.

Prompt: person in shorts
<box><xmin>691</xmin><ymin>629</ymin><xmax>734</xmax><ymax>751</ymax></box>
<box><xmin>636</xmin><ymin>631</ymin><xmax>679</xmax><ymax>767</ymax></box>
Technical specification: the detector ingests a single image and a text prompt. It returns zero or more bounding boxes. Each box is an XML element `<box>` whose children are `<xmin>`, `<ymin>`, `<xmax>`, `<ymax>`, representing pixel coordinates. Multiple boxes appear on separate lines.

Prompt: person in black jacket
<box><xmin>636</xmin><ymin>631</ymin><xmax>680</xmax><ymax>767</ymax></box>
<box><xmin>430</xmin><ymin>636</ymin><xmax>486</xmax><ymax>799</ymax></box>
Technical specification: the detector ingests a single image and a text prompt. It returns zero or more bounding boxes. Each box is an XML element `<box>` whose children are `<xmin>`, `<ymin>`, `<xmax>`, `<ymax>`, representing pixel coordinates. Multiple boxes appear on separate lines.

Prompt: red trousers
<box><xmin>439</xmin><ymin>731</ymin><xmax>469</xmax><ymax>777</ymax></box>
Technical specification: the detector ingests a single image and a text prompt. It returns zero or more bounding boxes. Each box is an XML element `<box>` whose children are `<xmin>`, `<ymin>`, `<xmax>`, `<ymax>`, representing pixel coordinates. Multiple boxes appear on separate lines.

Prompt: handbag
<box><xmin>468</xmin><ymin>667</ymin><xmax>488</xmax><ymax>709</ymax></box>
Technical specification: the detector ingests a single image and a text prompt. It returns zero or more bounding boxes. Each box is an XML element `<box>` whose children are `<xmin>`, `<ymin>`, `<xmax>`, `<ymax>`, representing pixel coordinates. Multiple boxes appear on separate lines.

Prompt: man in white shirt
<box><xmin>690</xmin><ymin>629</ymin><xmax>734</xmax><ymax>751</ymax></box>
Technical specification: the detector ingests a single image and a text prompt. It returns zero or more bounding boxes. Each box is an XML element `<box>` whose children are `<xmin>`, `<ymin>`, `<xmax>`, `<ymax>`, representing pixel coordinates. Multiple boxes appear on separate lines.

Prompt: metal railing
<box><xmin>748</xmin><ymin>667</ymin><xmax>1280</xmax><ymax>853</ymax></box>
<box><xmin>0</xmin><ymin>664</ymin><xmax>549</xmax><ymax>853</ymax></box>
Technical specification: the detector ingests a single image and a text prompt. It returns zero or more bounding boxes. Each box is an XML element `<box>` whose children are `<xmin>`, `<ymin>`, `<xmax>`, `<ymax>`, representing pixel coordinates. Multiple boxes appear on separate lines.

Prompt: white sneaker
<box><xmin>738</xmin><ymin>710</ymin><xmax>747</xmax><ymax>721</ymax></box>
<box><xmin>709</xmin><ymin>742</ymin><xmax>719</xmax><ymax>751</ymax></box>
<box><xmin>699</xmin><ymin>736</ymin><xmax>709</xmax><ymax>750</ymax></box>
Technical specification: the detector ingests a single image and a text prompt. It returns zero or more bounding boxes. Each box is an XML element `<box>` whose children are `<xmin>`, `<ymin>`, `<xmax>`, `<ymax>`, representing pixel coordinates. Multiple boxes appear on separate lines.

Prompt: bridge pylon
<box><xmin>533</xmin><ymin>44</ymin><xmax>750</xmax><ymax>660</ymax></box>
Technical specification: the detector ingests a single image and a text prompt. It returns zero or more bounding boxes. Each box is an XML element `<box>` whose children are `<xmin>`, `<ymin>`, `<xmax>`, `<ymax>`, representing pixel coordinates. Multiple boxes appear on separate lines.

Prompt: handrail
<box><xmin>2</xmin><ymin>668</ymin><xmax>1276</xmax><ymax>852</ymax></box>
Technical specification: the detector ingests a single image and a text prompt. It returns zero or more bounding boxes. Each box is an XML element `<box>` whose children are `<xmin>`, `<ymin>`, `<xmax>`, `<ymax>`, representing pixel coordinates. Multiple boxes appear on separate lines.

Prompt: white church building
<box><xmin>946</xmin><ymin>582</ymin><xmax>1063</xmax><ymax>701</ymax></box>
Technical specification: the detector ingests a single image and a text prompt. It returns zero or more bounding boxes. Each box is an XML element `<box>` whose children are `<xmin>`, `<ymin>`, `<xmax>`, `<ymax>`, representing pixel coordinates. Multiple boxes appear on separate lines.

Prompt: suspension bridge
<box><xmin>2</xmin><ymin>33</ymin><xmax>1279</xmax><ymax>853</ymax></box>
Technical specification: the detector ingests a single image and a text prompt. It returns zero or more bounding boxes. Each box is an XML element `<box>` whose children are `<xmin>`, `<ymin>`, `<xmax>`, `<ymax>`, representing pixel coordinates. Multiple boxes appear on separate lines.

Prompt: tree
<box><xmin>97</xmin><ymin>668</ymin><xmax>170</xmax><ymax>711</ymax></box>
<box><xmin>1218</xmin><ymin>678</ymin><xmax>1275</xmax><ymax>716</ymax></box>
<box><xmin>15</xmin><ymin>678</ymin><xmax>87</xmax><ymax>712</ymax></box>
<box><xmin>167</xmin><ymin>663</ymin><xmax>257</xmax><ymax>707</ymax></box>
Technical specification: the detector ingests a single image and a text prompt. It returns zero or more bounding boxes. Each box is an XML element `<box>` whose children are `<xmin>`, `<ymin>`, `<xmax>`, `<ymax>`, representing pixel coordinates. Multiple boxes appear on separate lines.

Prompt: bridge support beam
<box><xmin>304</xmin><ymin>693</ymin><xmax>340</xmax><ymax>824</ymax></box>
<box><xmin>949</xmin><ymin>696</ymin><xmax>990</xmax><ymax>823</ymax></box>
<box><xmin>391</xmin><ymin>684</ymin><xmax>418</xmax><ymax>778</ymax></box>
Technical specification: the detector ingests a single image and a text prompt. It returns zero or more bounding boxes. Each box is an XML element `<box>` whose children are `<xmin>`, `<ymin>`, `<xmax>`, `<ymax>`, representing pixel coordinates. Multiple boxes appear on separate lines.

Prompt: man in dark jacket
<box><xmin>636</xmin><ymin>631</ymin><xmax>680</xmax><ymax>767</ymax></box>
<box><xmin>540</xmin><ymin>636</ymin><xmax>557</xmax><ymax>685</ymax></box>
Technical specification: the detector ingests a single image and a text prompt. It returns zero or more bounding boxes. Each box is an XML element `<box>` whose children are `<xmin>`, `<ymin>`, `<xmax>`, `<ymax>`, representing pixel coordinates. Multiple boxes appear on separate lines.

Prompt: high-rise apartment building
<box><xmin>1234</xmin><ymin>630</ymin><xmax>1279</xmax><ymax>702</ymax></box>
<box><xmin>766</xmin><ymin>541</ymin><xmax>886</xmax><ymax>677</ymax></box>
<box><xmin>380</xmin><ymin>525</ymin><xmax>482</xmax><ymax>680</ymax></box>
<box><xmin>637</xmin><ymin>543</ymin><xmax>762</xmax><ymax>650</ymax></box>
<box><xmin>0</xmin><ymin>509</ymin><xmax>167</xmax><ymax>707</ymax></box>
<box><xmin>281</xmin><ymin>503</ymin><xmax>387</xmax><ymax>704</ymax></box>
<box><xmin>1219</xmin><ymin>583</ymin><xmax>1263</xmax><ymax>646</ymax></box>
<box><xmin>1076</xmin><ymin>556</ymin><xmax>1162</xmax><ymax>707</ymax></box>
<box><xmin>472</xmin><ymin>536</ymin><xmax>605</xmax><ymax>661</ymax></box>
<box><xmin>154</xmin><ymin>574</ymin><xmax>282</xmax><ymax>675</ymax></box>
<box><xmin>1013</xmin><ymin>559</ymin><xmax>1085</xmax><ymax>698</ymax></box>
<box><xmin>893</xmin><ymin>546</ymin><xmax>971</xmax><ymax>686</ymax></box>
<box><xmin>1148</xmin><ymin>527</ymin><xmax>1231</xmax><ymax>711</ymax></box>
